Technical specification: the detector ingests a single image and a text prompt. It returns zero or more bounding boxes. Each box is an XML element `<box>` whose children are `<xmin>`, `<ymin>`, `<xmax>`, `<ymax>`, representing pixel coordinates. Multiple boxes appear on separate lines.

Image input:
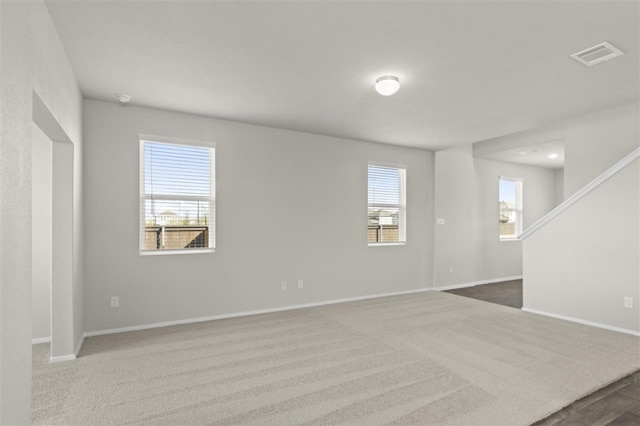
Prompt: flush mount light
<box><xmin>375</xmin><ymin>76</ymin><xmax>400</xmax><ymax>96</ymax></box>
<box><xmin>547</xmin><ymin>153</ymin><xmax>559</xmax><ymax>159</ymax></box>
<box><xmin>517</xmin><ymin>151</ymin><xmax>528</xmax><ymax>155</ymax></box>
<box><xmin>116</xmin><ymin>94</ymin><xmax>132</xmax><ymax>104</ymax></box>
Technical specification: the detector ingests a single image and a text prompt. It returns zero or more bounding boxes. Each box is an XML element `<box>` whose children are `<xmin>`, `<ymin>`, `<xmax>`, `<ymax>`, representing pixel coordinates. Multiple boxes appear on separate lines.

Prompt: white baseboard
<box><xmin>85</xmin><ymin>287</ymin><xmax>433</xmax><ymax>338</ymax></box>
<box><xmin>434</xmin><ymin>275</ymin><xmax>523</xmax><ymax>291</ymax></box>
<box><xmin>32</xmin><ymin>337</ymin><xmax>51</xmax><ymax>345</ymax></box>
<box><xmin>522</xmin><ymin>307</ymin><xmax>640</xmax><ymax>337</ymax></box>
<box><xmin>47</xmin><ymin>334</ymin><xmax>86</xmax><ymax>363</ymax></box>
<box><xmin>49</xmin><ymin>353</ymin><xmax>75</xmax><ymax>363</ymax></box>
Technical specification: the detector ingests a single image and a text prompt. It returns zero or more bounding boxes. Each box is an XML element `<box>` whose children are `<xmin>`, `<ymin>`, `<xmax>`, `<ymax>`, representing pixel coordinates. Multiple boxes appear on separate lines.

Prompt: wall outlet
<box><xmin>436</xmin><ymin>218</ymin><xmax>446</xmax><ymax>225</ymax></box>
<box><xmin>298</xmin><ymin>280</ymin><xmax>304</xmax><ymax>289</ymax></box>
<box><xmin>281</xmin><ymin>282</ymin><xmax>287</xmax><ymax>291</ymax></box>
<box><xmin>624</xmin><ymin>296</ymin><xmax>633</xmax><ymax>309</ymax></box>
<box><xmin>449</xmin><ymin>266</ymin><xmax>454</xmax><ymax>273</ymax></box>
<box><xmin>110</xmin><ymin>296</ymin><xmax>119</xmax><ymax>308</ymax></box>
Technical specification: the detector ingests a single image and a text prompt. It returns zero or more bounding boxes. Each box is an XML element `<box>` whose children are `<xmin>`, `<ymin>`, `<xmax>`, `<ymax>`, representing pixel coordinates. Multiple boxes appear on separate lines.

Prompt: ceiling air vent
<box><xmin>570</xmin><ymin>42</ymin><xmax>624</xmax><ymax>66</ymax></box>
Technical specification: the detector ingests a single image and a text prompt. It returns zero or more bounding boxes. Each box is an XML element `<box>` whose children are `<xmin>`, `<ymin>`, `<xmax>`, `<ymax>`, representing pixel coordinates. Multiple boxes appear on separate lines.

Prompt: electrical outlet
<box><xmin>449</xmin><ymin>266</ymin><xmax>454</xmax><ymax>273</ymax></box>
<box><xmin>281</xmin><ymin>282</ymin><xmax>287</xmax><ymax>291</ymax></box>
<box><xmin>624</xmin><ymin>297</ymin><xmax>633</xmax><ymax>309</ymax></box>
<box><xmin>298</xmin><ymin>280</ymin><xmax>304</xmax><ymax>289</ymax></box>
<box><xmin>436</xmin><ymin>218</ymin><xmax>446</xmax><ymax>225</ymax></box>
<box><xmin>110</xmin><ymin>296</ymin><xmax>119</xmax><ymax>308</ymax></box>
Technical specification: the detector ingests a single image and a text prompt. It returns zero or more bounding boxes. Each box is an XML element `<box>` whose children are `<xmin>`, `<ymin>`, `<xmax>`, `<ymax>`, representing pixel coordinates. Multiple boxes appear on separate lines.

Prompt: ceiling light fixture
<box><xmin>375</xmin><ymin>76</ymin><xmax>400</xmax><ymax>96</ymax></box>
<box><xmin>547</xmin><ymin>153</ymin><xmax>559</xmax><ymax>159</ymax></box>
<box><xmin>116</xmin><ymin>94</ymin><xmax>132</xmax><ymax>104</ymax></box>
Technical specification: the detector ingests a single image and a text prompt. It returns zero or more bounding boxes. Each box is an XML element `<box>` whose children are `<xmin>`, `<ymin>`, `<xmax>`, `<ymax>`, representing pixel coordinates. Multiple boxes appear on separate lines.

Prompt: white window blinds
<box><xmin>368</xmin><ymin>164</ymin><xmax>406</xmax><ymax>244</ymax></box>
<box><xmin>140</xmin><ymin>139</ymin><xmax>215</xmax><ymax>252</ymax></box>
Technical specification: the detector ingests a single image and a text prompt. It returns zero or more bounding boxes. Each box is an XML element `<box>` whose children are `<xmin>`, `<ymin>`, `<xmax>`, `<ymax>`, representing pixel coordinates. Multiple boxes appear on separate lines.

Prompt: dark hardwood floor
<box><xmin>445</xmin><ymin>280</ymin><xmax>640</xmax><ymax>426</ymax></box>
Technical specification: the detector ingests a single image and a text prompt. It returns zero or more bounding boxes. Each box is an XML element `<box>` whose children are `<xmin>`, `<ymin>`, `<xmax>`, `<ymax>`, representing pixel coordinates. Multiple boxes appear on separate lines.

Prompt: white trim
<box><xmin>434</xmin><ymin>276</ymin><xmax>523</xmax><ymax>291</ymax></box>
<box><xmin>520</xmin><ymin>147</ymin><xmax>639</xmax><ymax>240</ymax></box>
<box><xmin>46</xmin><ymin>335</ymin><xmax>85</xmax><ymax>363</ymax></box>
<box><xmin>49</xmin><ymin>354</ymin><xmax>75</xmax><ymax>363</ymax></box>
<box><xmin>32</xmin><ymin>337</ymin><xmax>51</xmax><ymax>345</ymax></box>
<box><xmin>141</xmin><ymin>248</ymin><xmax>214</xmax><ymax>256</ymax></box>
<box><xmin>368</xmin><ymin>242</ymin><xmax>406</xmax><ymax>247</ymax></box>
<box><xmin>138</xmin><ymin>134</ymin><xmax>216</xmax><ymax>149</ymax></box>
<box><xmin>84</xmin><ymin>287</ymin><xmax>432</xmax><ymax>337</ymax></box>
<box><xmin>522</xmin><ymin>307</ymin><xmax>640</xmax><ymax>337</ymax></box>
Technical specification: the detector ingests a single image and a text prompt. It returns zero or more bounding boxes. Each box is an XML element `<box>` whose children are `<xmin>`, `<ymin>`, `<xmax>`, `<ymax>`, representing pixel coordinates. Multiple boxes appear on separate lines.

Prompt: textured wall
<box><xmin>524</xmin><ymin>159</ymin><xmax>639</xmax><ymax>333</ymax></box>
<box><xmin>433</xmin><ymin>146</ymin><xmax>557</xmax><ymax>287</ymax></box>
<box><xmin>82</xmin><ymin>99</ymin><xmax>434</xmax><ymax>333</ymax></box>
<box><xmin>0</xmin><ymin>2</ymin><xmax>82</xmax><ymax>423</ymax></box>
<box><xmin>564</xmin><ymin>103</ymin><xmax>639</xmax><ymax>197</ymax></box>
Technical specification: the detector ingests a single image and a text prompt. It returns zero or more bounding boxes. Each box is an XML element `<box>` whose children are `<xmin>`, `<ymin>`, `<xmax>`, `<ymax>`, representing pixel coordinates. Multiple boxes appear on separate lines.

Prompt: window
<box><xmin>140</xmin><ymin>138</ymin><xmax>215</xmax><ymax>253</ymax></box>
<box><xmin>499</xmin><ymin>177</ymin><xmax>523</xmax><ymax>240</ymax></box>
<box><xmin>368</xmin><ymin>164</ymin><xmax>406</xmax><ymax>244</ymax></box>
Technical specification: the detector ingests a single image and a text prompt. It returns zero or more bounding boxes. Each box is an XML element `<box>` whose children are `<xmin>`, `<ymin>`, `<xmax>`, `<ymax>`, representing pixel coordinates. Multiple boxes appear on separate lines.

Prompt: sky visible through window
<box><xmin>499</xmin><ymin>179</ymin><xmax>517</xmax><ymax>205</ymax></box>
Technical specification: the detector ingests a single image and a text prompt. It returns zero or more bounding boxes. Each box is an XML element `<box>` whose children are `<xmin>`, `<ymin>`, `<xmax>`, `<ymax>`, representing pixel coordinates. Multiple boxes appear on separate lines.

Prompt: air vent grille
<box><xmin>570</xmin><ymin>42</ymin><xmax>624</xmax><ymax>67</ymax></box>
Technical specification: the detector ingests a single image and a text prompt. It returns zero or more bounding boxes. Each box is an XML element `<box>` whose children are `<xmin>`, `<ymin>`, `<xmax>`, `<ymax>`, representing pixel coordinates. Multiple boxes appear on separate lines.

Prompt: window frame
<box><xmin>367</xmin><ymin>162</ymin><xmax>407</xmax><ymax>246</ymax></box>
<box><xmin>139</xmin><ymin>135</ymin><xmax>216</xmax><ymax>255</ymax></box>
<box><xmin>498</xmin><ymin>176</ymin><xmax>523</xmax><ymax>241</ymax></box>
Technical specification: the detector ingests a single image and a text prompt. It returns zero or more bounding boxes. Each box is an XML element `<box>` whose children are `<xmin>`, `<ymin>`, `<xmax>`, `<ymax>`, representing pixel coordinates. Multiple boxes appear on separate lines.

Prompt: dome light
<box><xmin>375</xmin><ymin>76</ymin><xmax>400</xmax><ymax>96</ymax></box>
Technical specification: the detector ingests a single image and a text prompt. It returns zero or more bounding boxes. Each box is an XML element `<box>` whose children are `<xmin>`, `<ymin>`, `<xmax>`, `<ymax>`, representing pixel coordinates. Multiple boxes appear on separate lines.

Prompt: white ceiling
<box><xmin>45</xmin><ymin>1</ymin><xmax>639</xmax><ymax>150</ymax></box>
<box><xmin>478</xmin><ymin>139</ymin><xmax>565</xmax><ymax>169</ymax></box>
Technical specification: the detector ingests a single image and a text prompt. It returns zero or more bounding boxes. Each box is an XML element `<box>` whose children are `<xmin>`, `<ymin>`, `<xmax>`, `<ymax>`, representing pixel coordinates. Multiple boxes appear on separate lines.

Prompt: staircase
<box><xmin>519</xmin><ymin>147</ymin><xmax>639</xmax><ymax>335</ymax></box>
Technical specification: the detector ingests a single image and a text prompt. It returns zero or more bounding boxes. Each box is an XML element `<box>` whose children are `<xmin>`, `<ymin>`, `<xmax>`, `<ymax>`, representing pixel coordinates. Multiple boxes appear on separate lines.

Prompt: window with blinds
<box><xmin>368</xmin><ymin>164</ymin><xmax>406</xmax><ymax>244</ymax></box>
<box><xmin>140</xmin><ymin>138</ymin><xmax>215</xmax><ymax>253</ymax></box>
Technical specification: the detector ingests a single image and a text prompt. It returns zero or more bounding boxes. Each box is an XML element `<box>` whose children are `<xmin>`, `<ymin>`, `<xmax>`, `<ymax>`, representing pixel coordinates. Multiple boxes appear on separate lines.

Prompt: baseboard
<box><xmin>522</xmin><ymin>307</ymin><xmax>640</xmax><ymax>337</ymax></box>
<box><xmin>49</xmin><ymin>354</ymin><xmax>76</xmax><ymax>363</ymax></box>
<box><xmin>46</xmin><ymin>334</ymin><xmax>85</xmax><ymax>363</ymax></box>
<box><xmin>85</xmin><ymin>287</ymin><xmax>433</xmax><ymax>338</ymax></box>
<box><xmin>32</xmin><ymin>337</ymin><xmax>51</xmax><ymax>345</ymax></box>
<box><xmin>434</xmin><ymin>275</ymin><xmax>523</xmax><ymax>291</ymax></box>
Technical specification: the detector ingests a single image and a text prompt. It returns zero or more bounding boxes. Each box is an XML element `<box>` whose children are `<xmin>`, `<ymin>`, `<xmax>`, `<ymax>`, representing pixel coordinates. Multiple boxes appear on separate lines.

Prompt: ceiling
<box><xmin>45</xmin><ymin>1</ymin><xmax>639</xmax><ymax>151</ymax></box>
<box><xmin>478</xmin><ymin>139</ymin><xmax>565</xmax><ymax>169</ymax></box>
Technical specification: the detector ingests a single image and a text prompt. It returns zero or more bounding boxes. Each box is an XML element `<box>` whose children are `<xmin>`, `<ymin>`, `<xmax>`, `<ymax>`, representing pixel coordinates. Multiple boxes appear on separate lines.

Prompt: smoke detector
<box><xmin>570</xmin><ymin>42</ymin><xmax>624</xmax><ymax>67</ymax></box>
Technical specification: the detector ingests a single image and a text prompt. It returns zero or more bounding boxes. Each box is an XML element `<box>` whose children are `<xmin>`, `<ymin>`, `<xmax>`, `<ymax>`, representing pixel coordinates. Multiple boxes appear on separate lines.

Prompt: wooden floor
<box><xmin>445</xmin><ymin>280</ymin><xmax>640</xmax><ymax>425</ymax></box>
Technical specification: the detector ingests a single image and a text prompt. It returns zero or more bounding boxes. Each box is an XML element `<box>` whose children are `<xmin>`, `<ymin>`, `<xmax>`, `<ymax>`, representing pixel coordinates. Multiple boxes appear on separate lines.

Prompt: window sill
<box><xmin>368</xmin><ymin>242</ymin><xmax>406</xmax><ymax>247</ymax></box>
<box><xmin>499</xmin><ymin>237</ymin><xmax>520</xmax><ymax>242</ymax></box>
<box><xmin>140</xmin><ymin>248</ymin><xmax>215</xmax><ymax>256</ymax></box>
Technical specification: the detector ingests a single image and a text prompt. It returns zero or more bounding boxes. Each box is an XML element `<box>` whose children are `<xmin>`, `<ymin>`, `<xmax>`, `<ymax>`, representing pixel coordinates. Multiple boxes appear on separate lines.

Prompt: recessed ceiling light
<box><xmin>375</xmin><ymin>76</ymin><xmax>400</xmax><ymax>96</ymax></box>
<box><xmin>517</xmin><ymin>151</ymin><xmax>528</xmax><ymax>155</ymax></box>
<box><xmin>116</xmin><ymin>94</ymin><xmax>132</xmax><ymax>104</ymax></box>
<box><xmin>547</xmin><ymin>153</ymin><xmax>559</xmax><ymax>159</ymax></box>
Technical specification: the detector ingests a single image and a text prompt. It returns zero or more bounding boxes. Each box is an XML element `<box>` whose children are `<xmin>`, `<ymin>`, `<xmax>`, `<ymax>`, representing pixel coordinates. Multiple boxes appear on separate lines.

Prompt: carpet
<box><xmin>32</xmin><ymin>291</ymin><xmax>640</xmax><ymax>425</ymax></box>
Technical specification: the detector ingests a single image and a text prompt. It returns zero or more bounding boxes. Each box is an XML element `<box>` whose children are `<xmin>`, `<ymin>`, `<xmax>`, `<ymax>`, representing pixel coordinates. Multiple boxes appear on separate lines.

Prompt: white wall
<box><xmin>32</xmin><ymin>124</ymin><xmax>52</xmax><ymax>342</ymax></box>
<box><xmin>523</xmin><ymin>158</ymin><xmax>639</xmax><ymax>333</ymax></box>
<box><xmin>564</xmin><ymin>103</ymin><xmax>639</xmax><ymax>196</ymax></box>
<box><xmin>475</xmin><ymin>159</ymin><xmax>556</xmax><ymax>281</ymax></box>
<box><xmin>433</xmin><ymin>146</ymin><xmax>479</xmax><ymax>286</ymax></box>
<box><xmin>433</xmin><ymin>146</ymin><xmax>557</xmax><ymax>287</ymax></box>
<box><xmin>83</xmin><ymin>100</ymin><xmax>434</xmax><ymax>332</ymax></box>
<box><xmin>553</xmin><ymin>168</ymin><xmax>564</xmax><ymax>205</ymax></box>
<box><xmin>0</xmin><ymin>2</ymin><xmax>82</xmax><ymax>423</ymax></box>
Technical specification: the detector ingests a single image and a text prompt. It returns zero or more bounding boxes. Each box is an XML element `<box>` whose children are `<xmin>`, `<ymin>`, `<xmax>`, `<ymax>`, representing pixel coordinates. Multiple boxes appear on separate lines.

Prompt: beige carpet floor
<box><xmin>33</xmin><ymin>291</ymin><xmax>640</xmax><ymax>425</ymax></box>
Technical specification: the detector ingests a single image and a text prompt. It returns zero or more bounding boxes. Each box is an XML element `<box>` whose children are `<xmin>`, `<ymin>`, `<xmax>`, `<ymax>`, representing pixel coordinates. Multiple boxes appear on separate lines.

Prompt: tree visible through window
<box><xmin>368</xmin><ymin>164</ymin><xmax>406</xmax><ymax>244</ymax></box>
<box><xmin>499</xmin><ymin>177</ymin><xmax>523</xmax><ymax>240</ymax></box>
<box><xmin>140</xmin><ymin>139</ymin><xmax>215</xmax><ymax>252</ymax></box>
